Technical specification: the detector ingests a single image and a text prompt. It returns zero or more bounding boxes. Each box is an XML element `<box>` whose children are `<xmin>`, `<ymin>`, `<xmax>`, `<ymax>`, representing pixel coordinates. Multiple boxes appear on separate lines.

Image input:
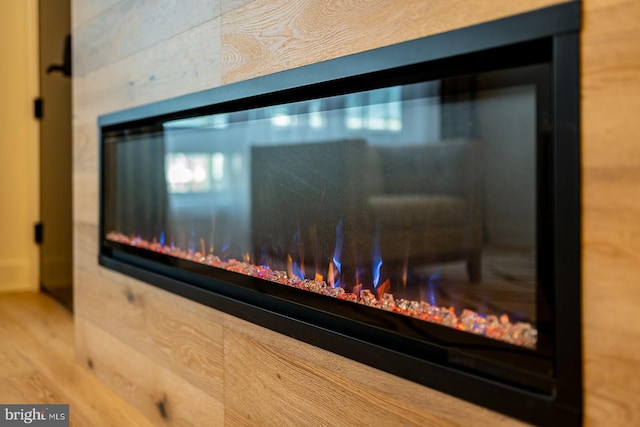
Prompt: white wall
<box><xmin>0</xmin><ymin>0</ymin><xmax>40</xmax><ymax>292</ymax></box>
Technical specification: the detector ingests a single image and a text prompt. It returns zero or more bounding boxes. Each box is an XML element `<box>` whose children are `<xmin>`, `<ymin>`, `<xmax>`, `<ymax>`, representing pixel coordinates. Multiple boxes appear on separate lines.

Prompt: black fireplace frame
<box><xmin>98</xmin><ymin>3</ymin><xmax>582</xmax><ymax>425</ymax></box>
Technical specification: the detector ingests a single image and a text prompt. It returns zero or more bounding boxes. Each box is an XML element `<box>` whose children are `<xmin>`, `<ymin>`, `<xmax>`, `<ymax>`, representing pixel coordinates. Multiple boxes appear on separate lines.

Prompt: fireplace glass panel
<box><xmin>103</xmin><ymin>64</ymin><xmax>548</xmax><ymax>350</ymax></box>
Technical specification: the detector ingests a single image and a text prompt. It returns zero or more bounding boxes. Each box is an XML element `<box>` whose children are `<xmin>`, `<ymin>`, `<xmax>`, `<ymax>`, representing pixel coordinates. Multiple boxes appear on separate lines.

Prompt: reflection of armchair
<box><xmin>251</xmin><ymin>139</ymin><xmax>369</xmax><ymax>275</ymax></box>
<box><xmin>365</xmin><ymin>139</ymin><xmax>483</xmax><ymax>282</ymax></box>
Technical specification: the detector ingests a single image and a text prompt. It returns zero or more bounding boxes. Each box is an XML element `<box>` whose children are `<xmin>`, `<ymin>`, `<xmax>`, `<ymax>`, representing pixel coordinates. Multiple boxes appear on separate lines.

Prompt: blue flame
<box><xmin>221</xmin><ymin>234</ymin><xmax>231</xmax><ymax>259</ymax></box>
<box><xmin>159</xmin><ymin>230</ymin><xmax>165</xmax><ymax>247</ymax></box>
<box><xmin>189</xmin><ymin>226</ymin><xmax>196</xmax><ymax>254</ymax></box>
<box><xmin>260</xmin><ymin>244</ymin><xmax>269</xmax><ymax>266</ymax></box>
<box><xmin>332</xmin><ymin>220</ymin><xmax>343</xmax><ymax>273</ymax></box>
<box><xmin>371</xmin><ymin>225</ymin><xmax>382</xmax><ymax>288</ymax></box>
<box><xmin>334</xmin><ymin>277</ymin><xmax>341</xmax><ymax>289</ymax></box>
<box><xmin>427</xmin><ymin>270</ymin><xmax>440</xmax><ymax>306</ymax></box>
<box><xmin>292</xmin><ymin>262</ymin><xmax>305</xmax><ymax>280</ymax></box>
<box><xmin>331</xmin><ymin>220</ymin><xmax>344</xmax><ymax>287</ymax></box>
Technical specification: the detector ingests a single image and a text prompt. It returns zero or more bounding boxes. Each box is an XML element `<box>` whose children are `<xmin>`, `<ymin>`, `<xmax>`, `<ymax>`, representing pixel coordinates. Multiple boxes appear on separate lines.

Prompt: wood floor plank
<box><xmin>0</xmin><ymin>292</ymin><xmax>155</xmax><ymax>427</ymax></box>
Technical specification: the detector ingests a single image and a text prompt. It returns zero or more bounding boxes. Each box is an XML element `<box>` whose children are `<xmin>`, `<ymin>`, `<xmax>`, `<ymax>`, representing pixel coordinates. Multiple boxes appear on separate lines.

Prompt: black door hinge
<box><xmin>35</xmin><ymin>223</ymin><xmax>43</xmax><ymax>244</ymax></box>
<box><xmin>34</xmin><ymin>97</ymin><xmax>43</xmax><ymax>120</ymax></box>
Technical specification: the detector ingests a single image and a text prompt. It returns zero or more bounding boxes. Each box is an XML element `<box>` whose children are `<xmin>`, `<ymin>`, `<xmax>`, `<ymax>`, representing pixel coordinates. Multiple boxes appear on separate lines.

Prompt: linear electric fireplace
<box><xmin>98</xmin><ymin>4</ymin><xmax>581</xmax><ymax>425</ymax></box>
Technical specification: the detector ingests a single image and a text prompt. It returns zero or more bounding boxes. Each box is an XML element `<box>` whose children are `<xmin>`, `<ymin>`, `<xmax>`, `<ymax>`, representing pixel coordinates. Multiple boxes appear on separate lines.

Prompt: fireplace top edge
<box><xmin>97</xmin><ymin>2</ymin><xmax>580</xmax><ymax>130</ymax></box>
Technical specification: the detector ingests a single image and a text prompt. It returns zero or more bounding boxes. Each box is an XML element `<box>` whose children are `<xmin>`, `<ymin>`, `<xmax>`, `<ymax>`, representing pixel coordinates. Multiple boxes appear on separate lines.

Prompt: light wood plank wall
<box><xmin>72</xmin><ymin>0</ymin><xmax>640</xmax><ymax>425</ymax></box>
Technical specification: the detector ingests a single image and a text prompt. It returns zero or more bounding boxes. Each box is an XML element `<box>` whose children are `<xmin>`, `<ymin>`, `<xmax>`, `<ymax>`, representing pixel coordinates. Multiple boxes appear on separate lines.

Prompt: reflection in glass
<box><xmin>104</xmin><ymin>66</ymin><xmax>545</xmax><ymax>348</ymax></box>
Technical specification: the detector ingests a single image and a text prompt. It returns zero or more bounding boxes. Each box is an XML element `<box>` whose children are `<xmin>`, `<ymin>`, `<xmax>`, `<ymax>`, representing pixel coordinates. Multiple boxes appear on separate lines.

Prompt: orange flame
<box><xmin>402</xmin><ymin>259</ymin><xmax>408</xmax><ymax>289</ymax></box>
<box><xmin>328</xmin><ymin>263</ymin><xmax>335</xmax><ymax>286</ymax></box>
<box><xmin>352</xmin><ymin>284</ymin><xmax>362</xmax><ymax>296</ymax></box>
<box><xmin>297</xmin><ymin>229</ymin><xmax>306</xmax><ymax>278</ymax></box>
<box><xmin>376</xmin><ymin>278</ymin><xmax>391</xmax><ymax>300</ymax></box>
<box><xmin>352</xmin><ymin>270</ymin><xmax>362</xmax><ymax>296</ymax></box>
<box><xmin>287</xmin><ymin>255</ymin><xmax>293</xmax><ymax>278</ymax></box>
<box><xmin>309</xmin><ymin>223</ymin><xmax>321</xmax><ymax>280</ymax></box>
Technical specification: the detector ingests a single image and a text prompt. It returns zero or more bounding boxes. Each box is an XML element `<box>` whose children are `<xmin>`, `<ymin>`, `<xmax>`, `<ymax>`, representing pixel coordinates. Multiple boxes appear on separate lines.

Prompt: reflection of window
<box><xmin>269</xmin><ymin>105</ymin><xmax>296</xmax><ymax>127</ymax></box>
<box><xmin>165</xmin><ymin>153</ymin><xmax>210</xmax><ymax>193</ymax></box>
<box><xmin>345</xmin><ymin>86</ymin><xmax>402</xmax><ymax>131</ymax></box>
<box><xmin>308</xmin><ymin>100</ymin><xmax>323</xmax><ymax>128</ymax></box>
<box><xmin>211</xmin><ymin>152</ymin><xmax>234</xmax><ymax>191</ymax></box>
<box><xmin>345</xmin><ymin>93</ymin><xmax>365</xmax><ymax>129</ymax></box>
<box><xmin>164</xmin><ymin>113</ymin><xmax>229</xmax><ymax>129</ymax></box>
<box><xmin>230</xmin><ymin>153</ymin><xmax>243</xmax><ymax>174</ymax></box>
<box><xmin>211</xmin><ymin>153</ymin><xmax>225</xmax><ymax>182</ymax></box>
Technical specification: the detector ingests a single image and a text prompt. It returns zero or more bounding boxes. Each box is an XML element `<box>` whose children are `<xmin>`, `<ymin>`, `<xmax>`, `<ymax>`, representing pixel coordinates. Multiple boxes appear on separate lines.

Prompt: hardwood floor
<box><xmin>0</xmin><ymin>292</ymin><xmax>154</xmax><ymax>427</ymax></box>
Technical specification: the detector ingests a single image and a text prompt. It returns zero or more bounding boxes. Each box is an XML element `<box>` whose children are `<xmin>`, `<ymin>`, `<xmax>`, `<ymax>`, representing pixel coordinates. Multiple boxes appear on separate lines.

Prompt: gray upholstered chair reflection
<box><xmin>364</xmin><ymin>139</ymin><xmax>483</xmax><ymax>283</ymax></box>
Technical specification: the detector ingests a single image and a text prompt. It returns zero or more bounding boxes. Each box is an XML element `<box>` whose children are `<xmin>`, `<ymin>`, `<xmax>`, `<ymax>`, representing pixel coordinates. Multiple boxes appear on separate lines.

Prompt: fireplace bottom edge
<box><xmin>97</xmin><ymin>253</ymin><xmax>581</xmax><ymax>427</ymax></box>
